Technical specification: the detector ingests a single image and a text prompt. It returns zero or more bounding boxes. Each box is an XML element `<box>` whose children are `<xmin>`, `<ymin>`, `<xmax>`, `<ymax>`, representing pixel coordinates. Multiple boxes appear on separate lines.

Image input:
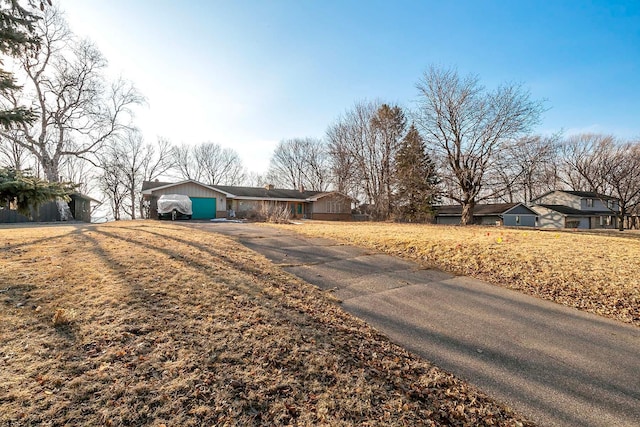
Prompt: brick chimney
<box><xmin>264</xmin><ymin>184</ymin><xmax>274</xmax><ymax>191</ymax></box>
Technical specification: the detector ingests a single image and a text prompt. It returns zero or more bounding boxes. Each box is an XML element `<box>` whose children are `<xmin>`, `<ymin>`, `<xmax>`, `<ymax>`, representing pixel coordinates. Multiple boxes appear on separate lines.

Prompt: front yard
<box><xmin>268</xmin><ymin>222</ymin><xmax>640</xmax><ymax>327</ymax></box>
<box><xmin>0</xmin><ymin>221</ymin><xmax>532</xmax><ymax>426</ymax></box>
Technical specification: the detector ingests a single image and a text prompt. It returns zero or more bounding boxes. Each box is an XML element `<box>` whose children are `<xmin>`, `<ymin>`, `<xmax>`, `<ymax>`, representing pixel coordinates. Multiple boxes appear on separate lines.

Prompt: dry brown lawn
<box><xmin>0</xmin><ymin>221</ymin><xmax>532</xmax><ymax>426</ymax></box>
<box><xmin>268</xmin><ymin>222</ymin><xmax>640</xmax><ymax>327</ymax></box>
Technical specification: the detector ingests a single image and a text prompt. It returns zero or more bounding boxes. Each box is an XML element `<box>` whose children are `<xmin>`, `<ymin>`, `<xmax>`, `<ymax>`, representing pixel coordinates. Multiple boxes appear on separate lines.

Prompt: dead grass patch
<box><xmin>268</xmin><ymin>222</ymin><xmax>640</xmax><ymax>327</ymax></box>
<box><xmin>0</xmin><ymin>221</ymin><xmax>531</xmax><ymax>426</ymax></box>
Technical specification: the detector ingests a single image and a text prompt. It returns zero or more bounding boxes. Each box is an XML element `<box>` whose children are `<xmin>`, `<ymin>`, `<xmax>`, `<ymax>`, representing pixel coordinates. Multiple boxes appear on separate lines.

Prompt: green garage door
<box><xmin>190</xmin><ymin>197</ymin><xmax>216</xmax><ymax>220</ymax></box>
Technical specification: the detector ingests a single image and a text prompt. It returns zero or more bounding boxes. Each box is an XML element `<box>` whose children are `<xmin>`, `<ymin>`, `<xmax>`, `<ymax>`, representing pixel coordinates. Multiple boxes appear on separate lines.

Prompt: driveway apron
<box><xmin>188</xmin><ymin>222</ymin><xmax>640</xmax><ymax>427</ymax></box>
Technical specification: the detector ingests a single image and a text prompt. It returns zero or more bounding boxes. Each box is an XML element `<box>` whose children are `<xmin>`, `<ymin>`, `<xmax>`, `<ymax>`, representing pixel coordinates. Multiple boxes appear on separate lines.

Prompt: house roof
<box><xmin>141</xmin><ymin>181</ymin><xmax>355</xmax><ymax>203</ymax></box>
<box><xmin>435</xmin><ymin>203</ymin><xmax>533</xmax><ymax>216</ymax></box>
<box><xmin>141</xmin><ymin>181</ymin><xmax>172</xmax><ymax>191</ymax></box>
<box><xmin>536</xmin><ymin>204</ymin><xmax>613</xmax><ymax>216</ymax></box>
<box><xmin>562</xmin><ymin>190</ymin><xmax>617</xmax><ymax>200</ymax></box>
<box><xmin>70</xmin><ymin>193</ymin><xmax>100</xmax><ymax>203</ymax></box>
<box><xmin>141</xmin><ymin>180</ymin><xmax>236</xmax><ymax>197</ymax></box>
<box><xmin>531</xmin><ymin>190</ymin><xmax>617</xmax><ymax>202</ymax></box>
<box><xmin>213</xmin><ymin>185</ymin><xmax>322</xmax><ymax>200</ymax></box>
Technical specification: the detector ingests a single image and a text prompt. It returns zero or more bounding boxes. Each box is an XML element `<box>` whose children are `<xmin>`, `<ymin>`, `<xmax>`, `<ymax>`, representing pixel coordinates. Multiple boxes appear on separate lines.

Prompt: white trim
<box><xmin>501</xmin><ymin>203</ymin><xmax>538</xmax><ymax>216</ymax></box>
<box><xmin>306</xmin><ymin>191</ymin><xmax>356</xmax><ymax>202</ymax></box>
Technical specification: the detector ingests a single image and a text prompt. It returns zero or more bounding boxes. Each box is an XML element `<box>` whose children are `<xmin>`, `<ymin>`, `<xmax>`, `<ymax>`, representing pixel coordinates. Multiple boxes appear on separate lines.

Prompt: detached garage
<box><xmin>142</xmin><ymin>180</ymin><xmax>230</xmax><ymax>220</ymax></box>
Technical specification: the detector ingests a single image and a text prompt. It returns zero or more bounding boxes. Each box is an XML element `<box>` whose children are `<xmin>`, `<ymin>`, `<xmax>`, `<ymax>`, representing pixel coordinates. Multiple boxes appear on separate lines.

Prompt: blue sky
<box><xmin>61</xmin><ymin>0</ymin><xmax>640</xmax><ymax>173</ymax></box>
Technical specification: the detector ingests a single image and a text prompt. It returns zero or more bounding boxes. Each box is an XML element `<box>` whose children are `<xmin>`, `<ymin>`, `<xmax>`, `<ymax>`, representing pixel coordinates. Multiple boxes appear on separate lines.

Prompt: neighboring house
<box><xmin>530</xmin><ymin>190</ymin><xmax>619</xmax><ymax>229</ymax></box>
<box><xmin>141</xmin><ymin>180</ymin><xmax>355</xmax><ymax>220</ymax></box>
<box><xmin>434</xmin><ymin>203</ymin><xmax>538</xmax><ymax>227</ymax></box>
<box><xmin>0</xmin><ymin>193</ymin><xmax>98</xmax><ymax>224</ymax></box>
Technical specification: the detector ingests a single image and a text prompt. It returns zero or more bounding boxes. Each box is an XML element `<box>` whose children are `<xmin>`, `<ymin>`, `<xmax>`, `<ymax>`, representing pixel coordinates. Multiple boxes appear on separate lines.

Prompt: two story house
<box><xmin>531</xmin><ymin>190</ymin><xmax>619</xmax><ymax>229</ymax></box>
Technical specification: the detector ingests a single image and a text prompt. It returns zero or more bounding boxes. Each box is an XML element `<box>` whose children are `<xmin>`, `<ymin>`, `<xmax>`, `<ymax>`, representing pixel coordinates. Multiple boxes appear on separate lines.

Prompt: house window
<box><xmin>516</xmin><ymin>215</ymin><xmax>520</xmax><ymax>224</ymax></box>
<box><xmin>600</xmin><ymin>216</ymin><xmax>604</xmax><ymax>226</ymax></box>
<box><xmin>328</xmin><ymin>199</ymin><xmax>343</xmax><ymax>213</ymax></box>
<box><xmin>586</xmin><ymin>198</ymin><xmax>594</xmax><ymax>207</ymax></box>
<box><xmin>607</xmin><ymin>200</ymin><xmax>614</xmax><ymax>209</ymax></box>
<box><xmin>606</xmin><ymin>216</ymin><xmax>612</xmax><ymax>226</ymax></box>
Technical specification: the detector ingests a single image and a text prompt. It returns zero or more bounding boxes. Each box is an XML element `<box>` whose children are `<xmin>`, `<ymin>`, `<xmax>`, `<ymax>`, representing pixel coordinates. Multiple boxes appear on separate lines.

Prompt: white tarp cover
<box><xmin>157</xmin><ymin>194</ymin><xmax>193</xmax><ymax>215</ymax></box>
<box><xmin>57</xmin><ymin>198</ymin><xmax>73</xmax><ymax>221</ymax></box>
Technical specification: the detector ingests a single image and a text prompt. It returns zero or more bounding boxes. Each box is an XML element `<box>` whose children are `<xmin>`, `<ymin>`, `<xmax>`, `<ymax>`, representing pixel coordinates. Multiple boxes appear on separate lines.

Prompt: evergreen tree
<box><xmin>394</xmin><ymin>125</ymin><xmax>439</xmax><ymax>222</ymax></box>
<box><xmin>0</xmin><ymin>166</ymin><xmax>75</xmax><ymax>216</ymax></box>
<box><xmin>0</xmin><ymin>0</ymin><xmax>41</xmax><ymax>129</ymax></box>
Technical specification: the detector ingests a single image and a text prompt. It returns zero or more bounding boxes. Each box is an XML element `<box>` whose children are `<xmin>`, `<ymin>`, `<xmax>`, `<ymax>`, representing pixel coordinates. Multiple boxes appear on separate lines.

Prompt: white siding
<box><xmin>536</xmin><ymin>191</ymin><xmax>580</xmax><ymax>209</ymax></box>
<box><xmin>532</xmin><ymin>206</ymin><xmax>564</xmax><ymax>228</ymax></box>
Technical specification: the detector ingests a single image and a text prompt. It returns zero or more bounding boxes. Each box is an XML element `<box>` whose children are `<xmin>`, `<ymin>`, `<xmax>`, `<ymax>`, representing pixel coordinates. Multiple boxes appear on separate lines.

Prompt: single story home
<box><xmin>141</xmin><ymin>180</ymin><xmax>355</xmax><ymax>220</ymax></box>
<box><xmin>530</xmin><ymin>190</ymin><xmax>619</xmax><ymax>229</ymax></box>
<box><xmin>434</xmin><ymin>203</ymin><xmax>538</xmax><ymax>227</ymax></box>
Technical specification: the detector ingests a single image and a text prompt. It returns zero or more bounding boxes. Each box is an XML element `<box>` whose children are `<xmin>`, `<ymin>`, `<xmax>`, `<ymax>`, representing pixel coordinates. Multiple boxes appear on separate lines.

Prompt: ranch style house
<box><xmin>142</xmin><ymin>180</ymin><xmax>355</xmax><ymax>221</ymax></box>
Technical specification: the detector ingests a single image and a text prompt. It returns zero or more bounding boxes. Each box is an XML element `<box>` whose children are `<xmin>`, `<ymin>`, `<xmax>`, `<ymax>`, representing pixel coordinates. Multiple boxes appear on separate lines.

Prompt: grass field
<box><xmin>268</xmin><ymin>222</ymin><xmax>640</xmax><ymax>327</ymax></box>
<box><xmin>0</xmin><ymin>221</ymin><xmax>532</xmax><ymax>426</ymax></box>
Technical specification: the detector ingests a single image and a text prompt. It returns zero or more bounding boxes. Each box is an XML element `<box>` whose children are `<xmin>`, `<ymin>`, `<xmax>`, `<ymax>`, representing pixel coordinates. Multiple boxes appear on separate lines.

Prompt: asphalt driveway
<box><xmin>187</xmin><ymin>222</ymin><xmax>640</xmax><ymax>427</ymax></box>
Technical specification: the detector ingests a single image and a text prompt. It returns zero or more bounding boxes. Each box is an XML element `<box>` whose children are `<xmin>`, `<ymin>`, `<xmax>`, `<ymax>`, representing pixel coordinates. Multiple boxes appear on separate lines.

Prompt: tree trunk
<box><xmin>460</xmin><ymin>199</ymin><xmax>475</xmax><ymax>225</ymax></box>
<box><xmin>618</xmin><ymin>207</ymin><xmax>625</xmax><ymax>231</ymax></box>
<box><xmin>42</xmin><ymin>155</ymin><xmax>60</xmax><ymax>182</ymax></box>
<box><xmin>130</xmin><ymin>191</ymin><xmax>136</xmax><ymax>220</ymax></box>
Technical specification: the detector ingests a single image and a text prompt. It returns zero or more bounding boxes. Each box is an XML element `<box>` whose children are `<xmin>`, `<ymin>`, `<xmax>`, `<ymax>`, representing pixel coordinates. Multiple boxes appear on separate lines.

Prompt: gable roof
<box><xmin>536</xmin><ymin>204</ymin><xmax>614</xmax><ymax>216</ymax></box>
<box><xmin>306</xmin><ymin>191</ymin><xmax>358</xmax><ymax>202</ymax></box>
<box><xmin>435</xmin><ymin>203</ymin><xmax>533</xmax><ymax>216</ymax></box>
<box><xmin>141</xmin><ymin>181</ymin><xmax>172</xmax><ymax>191</ymax></box>
<box><xmin>213</xmin><ymin>185</ymin><xmax>322</xmax><ymax>200</ymax></box>
<box><xmin>536</xmin><ymin>204</ymin><xmax>585</xmax><ymax>215</ymax></box>
<box><xmin>141</xmin><ymin>180</ymin><xmax>236</xmax><ymax>197</ymax></box>
<box><xmin>141</xmin><ymin>181</ymin><xmax>355</xmax><ymax>203</ymax></box>
<box><xmin>70</xmin><ymin>193</ymin><xmax>101</xmax><ymax>204</ymax></box>
<box><xmin>531</xmin><ymin>190</ymin><xmax>618</xmax><ymax>203</ymax></box>
<box><xmin>562</xmin><ymin>190</ymin><xmax>617</xmax><ymax>200</ymax></box>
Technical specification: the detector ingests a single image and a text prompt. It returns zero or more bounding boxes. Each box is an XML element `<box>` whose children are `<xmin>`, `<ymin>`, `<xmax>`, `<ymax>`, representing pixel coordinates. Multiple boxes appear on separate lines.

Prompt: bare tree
<box><xmin>560</xmin><ymin>134</ymin><xmax>640</xmax><ymax>230</ymax></box>
<box><xmin>99</xmin><ymin>131</ymin><xmax>173</xmax><ymax>220</ymax></box>
<box><xmin>194</xmin><ymin>142</ymin><xmax>245</xmax><ymax>186</ymax></box>
<box><xmin>266</xmin><ymin>137</ymin><xmax>329</xmax><ymax>191</ymax></box>
<box><xmin>98</xmin><ymin>155</ymin><xmax>127</xmax><ymax>221</ymax></box>
<box><xmin>0</xmin><ymin>8</ymin><xmax>143</xmax><ymax>182</ymax></box>
<box><xmin>172</xmin><ymin>142</ymin><xmax>245</xmax><ymax>186</ymax></box>
<box><xmin>243</xmin><ymin>171</ymin><xmax>266</xmax><ymax>187</ymax></box>
<box><xmin>559</xmin><ymin>133</ymin><xmax>614</xmax><ymax>192</ymax></box>
<box><xmin>326</xmin><ymin>120</ymin><xmax>360</xmax><ymax>197</ymax></box>
<box><xmin>491</xmin><ymin>134</ymin><xmax>560</xmax><ymax>203</ymax></box>
<box><xmin>171</xmin><ymin>143</ymin><xmax>200</xmax><ymax>181</ymax></box>
<box><xmin>325</xmin><ymin>100</ymin><xmax>406</xmax><ymax>219</ymax></box>
<box><xmin>602</xmin><ymin>141</ymin><xmax>640</xmax><ymax>230</ymax></box>
<box><xmin>0</xmin><ymin>129</ymin><xmax>35</xmax><ymax>169</ymax></box>
<box><xmin>58</xmin><ymin>148</ymin><xmax>96</xmax><ymax>194</ymax></box>
<box><xmin>414</xmin><ymin>66</ymin><xmax>545</xmax><ymax>225</ymax></box>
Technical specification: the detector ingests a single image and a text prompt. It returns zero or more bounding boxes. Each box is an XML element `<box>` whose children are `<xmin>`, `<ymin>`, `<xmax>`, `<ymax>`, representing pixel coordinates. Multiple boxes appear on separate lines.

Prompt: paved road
<box><xmin>189</xmin><ymin>222</ymin><xmax>640</xmax><ymax>427</ymax></box>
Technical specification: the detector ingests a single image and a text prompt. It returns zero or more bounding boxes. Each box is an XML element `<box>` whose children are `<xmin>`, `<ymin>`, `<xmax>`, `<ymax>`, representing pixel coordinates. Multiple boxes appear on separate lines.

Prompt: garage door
<box><xmin>190</xmin><ymin>197</ymin><xmax>216</xmax><ymax>220</ymax></box>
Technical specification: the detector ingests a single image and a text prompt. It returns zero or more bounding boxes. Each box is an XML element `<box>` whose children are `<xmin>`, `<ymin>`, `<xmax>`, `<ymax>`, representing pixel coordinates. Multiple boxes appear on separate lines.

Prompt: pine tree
<box><xmin>394</xmin><ymin>124</ymin><xmax>439</xmax><ymax>222</ymax></box>
<box><xmin>0</xmin><ymin>0</ymin><xmax>42</xmax><ymax>129</ymax></box>
<box><xmin>0</xmin><ymin>166</ymin><xmax>75</xmax><ymax>215</ymax></box>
